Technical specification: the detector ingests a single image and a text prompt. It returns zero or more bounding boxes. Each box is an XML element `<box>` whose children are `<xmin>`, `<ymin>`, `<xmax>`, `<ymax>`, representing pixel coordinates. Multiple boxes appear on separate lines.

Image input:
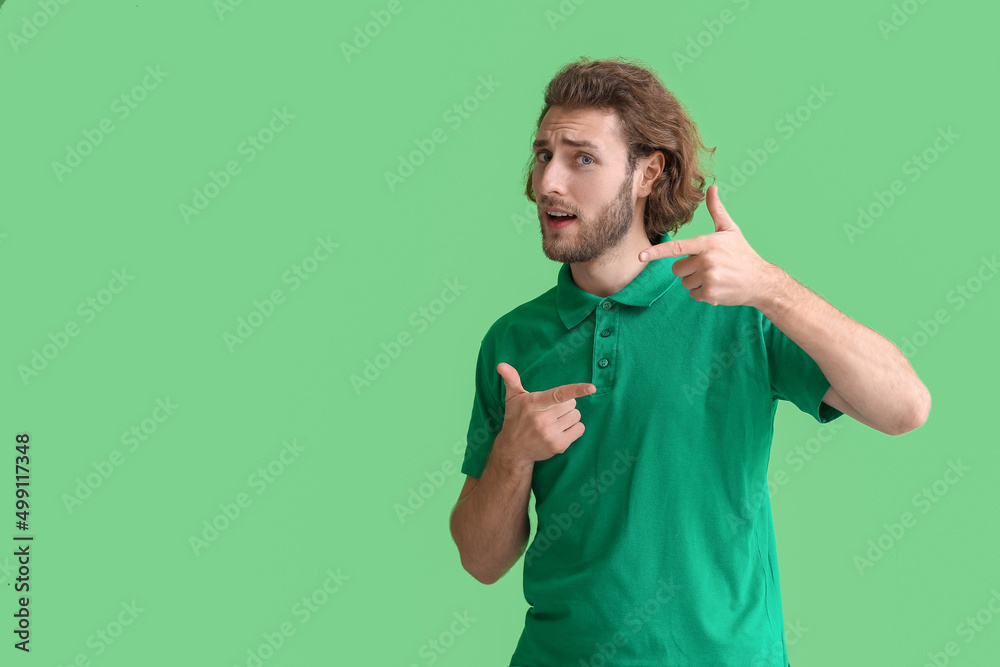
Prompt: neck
<box><xmin>569</xmin><ymin>222</ymin><xmax>651</xmax><ymax>298</ymax></box>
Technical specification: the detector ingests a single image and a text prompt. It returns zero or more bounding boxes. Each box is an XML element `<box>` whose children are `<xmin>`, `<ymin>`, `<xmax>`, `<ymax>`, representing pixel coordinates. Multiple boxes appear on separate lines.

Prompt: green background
<box><xmin>1</xmin><ymin>0</ymin><xmax>997</xmax><ymax>665</ymax></box>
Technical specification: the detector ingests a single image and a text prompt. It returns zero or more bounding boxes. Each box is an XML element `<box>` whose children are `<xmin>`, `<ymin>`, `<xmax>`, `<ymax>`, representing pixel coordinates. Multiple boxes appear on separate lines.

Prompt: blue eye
<box><xmin>535</xmin><ymin>152</ymin><xmax>594</xmax><ymax>165</ymax></box>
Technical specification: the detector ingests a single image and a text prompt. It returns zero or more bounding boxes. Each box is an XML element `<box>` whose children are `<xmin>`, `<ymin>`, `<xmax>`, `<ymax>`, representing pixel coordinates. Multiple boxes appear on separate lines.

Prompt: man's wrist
<box><xmin>491</xmin><ymin>432</ymin><xmax>532</xmax><ymax>476</ymax></box>
<box><xmin>751</xmin><ymin>262</ymin><xmax>794</xmax><ymax>316</ymax></box>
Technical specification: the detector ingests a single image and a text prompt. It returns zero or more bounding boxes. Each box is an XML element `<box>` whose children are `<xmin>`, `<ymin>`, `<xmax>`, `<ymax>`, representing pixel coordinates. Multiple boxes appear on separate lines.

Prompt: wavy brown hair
<box><xmin>525</xmin><ymin>56</ymin><xmax>715</xmax><ymax>244</ymax></box>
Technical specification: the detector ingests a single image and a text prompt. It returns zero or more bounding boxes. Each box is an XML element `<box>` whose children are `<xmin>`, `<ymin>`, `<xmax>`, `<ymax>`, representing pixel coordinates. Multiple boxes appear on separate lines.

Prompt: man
<box><xmin>449</xmin><ymin>56</ymin><xmax>929</xmax><ymax>666</ymax></box>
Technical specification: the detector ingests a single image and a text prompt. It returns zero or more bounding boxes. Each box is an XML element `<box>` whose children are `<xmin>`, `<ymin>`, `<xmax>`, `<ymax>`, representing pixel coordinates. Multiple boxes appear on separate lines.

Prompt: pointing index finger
<box><xmin>538</xmin><ymin>382</ymin><xmax>596</xmax><ymax>409</ymax></box>
<box><xmin>639</xmin><ymin>237</ymin><xmax>705</xmax><ymax>263</ymax></box>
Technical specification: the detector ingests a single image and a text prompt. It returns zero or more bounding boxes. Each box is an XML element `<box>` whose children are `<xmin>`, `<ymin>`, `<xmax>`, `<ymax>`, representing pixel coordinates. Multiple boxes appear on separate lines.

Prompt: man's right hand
<box><xmin>492</xmin><ymin>362</ymin><xmax>596</xmax><ymax>470</ymax></box>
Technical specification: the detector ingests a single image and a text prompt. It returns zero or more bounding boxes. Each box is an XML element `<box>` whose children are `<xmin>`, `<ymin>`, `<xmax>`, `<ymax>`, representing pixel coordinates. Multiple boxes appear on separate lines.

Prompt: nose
<box><xmin>536</xmin><ymin>155</ymin><xmax>567</xmax><ymax>200</ymax></box>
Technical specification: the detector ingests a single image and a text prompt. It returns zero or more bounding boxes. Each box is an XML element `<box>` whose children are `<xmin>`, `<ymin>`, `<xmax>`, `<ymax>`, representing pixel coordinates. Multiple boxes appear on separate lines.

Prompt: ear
<box><xmin>637</xmin><ymin>150</ymin><xmax>665</xmax><ymax>198</ymax></box>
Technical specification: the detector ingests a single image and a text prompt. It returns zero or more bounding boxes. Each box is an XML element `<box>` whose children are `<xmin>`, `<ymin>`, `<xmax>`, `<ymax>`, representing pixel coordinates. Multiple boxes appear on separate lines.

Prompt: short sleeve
<box><xmin>762</xmin><ymin>314</ymin><xmax>844</xmax><ymax>424</ymax></box>
<box><xmin>460</xmin><ymin>339</ymin><xmax>506</xmax><ymax>479</ymax></box>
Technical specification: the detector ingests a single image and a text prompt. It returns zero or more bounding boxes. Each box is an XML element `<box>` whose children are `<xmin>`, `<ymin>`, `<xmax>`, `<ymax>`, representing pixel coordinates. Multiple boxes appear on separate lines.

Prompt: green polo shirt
<box><xmin>462</xmin><ymin>230</ymin><xmax>843</xmax><ymax>666</ymax></box>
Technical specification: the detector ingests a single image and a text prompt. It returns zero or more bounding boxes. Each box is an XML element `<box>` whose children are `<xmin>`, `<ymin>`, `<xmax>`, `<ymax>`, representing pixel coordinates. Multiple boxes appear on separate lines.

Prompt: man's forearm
<box><xmin>753</xmin><ymin>264</ymin><xmax>930</xmax><ymax>434</ymax></box>
<box><xmin>450</xmin><ymin>434</ymin><xmax>533</xmax><ymax>585</ymax></box>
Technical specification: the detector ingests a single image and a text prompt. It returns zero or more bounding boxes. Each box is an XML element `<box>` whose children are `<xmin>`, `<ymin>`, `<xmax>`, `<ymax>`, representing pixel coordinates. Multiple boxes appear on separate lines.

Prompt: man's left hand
<box><xmin>638</xmin><ymin>184</ymin><xmax>775</xmax><ymax>308</ymax></box>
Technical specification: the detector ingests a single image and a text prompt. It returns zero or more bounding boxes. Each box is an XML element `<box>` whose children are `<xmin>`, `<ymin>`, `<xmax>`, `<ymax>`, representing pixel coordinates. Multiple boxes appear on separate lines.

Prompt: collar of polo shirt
<box><xmin>556</xmin><ymin>229</ymin><xmax>681</xmax><ymax>330</ymax></box>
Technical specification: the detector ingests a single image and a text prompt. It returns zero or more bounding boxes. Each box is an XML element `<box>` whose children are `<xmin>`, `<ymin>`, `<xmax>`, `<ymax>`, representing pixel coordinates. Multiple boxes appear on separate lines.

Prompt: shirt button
<box><xmin>598</xmin><ymin>358</ymin><xmax>609</xmax><ymax>368</ymax></box>
<box><xmin>600</xmin><ymin>329</ymin><xmax>611</xmax><ymax>337</ymax></box>
<box><xmin>601</xmin><ymin>300</ymin><xmax>614</xmax><ymax>310</ymax></box>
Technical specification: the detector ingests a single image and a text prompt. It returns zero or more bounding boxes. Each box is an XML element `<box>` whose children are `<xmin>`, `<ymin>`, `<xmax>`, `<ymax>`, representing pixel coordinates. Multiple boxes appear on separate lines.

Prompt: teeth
<box><xmin>548</xmin><ymin>211</ymin><xmax>573</xmax><ymax>217</ymax></box>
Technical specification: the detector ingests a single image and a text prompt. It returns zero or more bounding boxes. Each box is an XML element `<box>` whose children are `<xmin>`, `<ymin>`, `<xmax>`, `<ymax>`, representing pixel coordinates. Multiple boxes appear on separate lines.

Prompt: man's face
<box><xmin>531</xmin><ymin>105</ymin><xmax>638</xmax><ymax>264</ymax></box>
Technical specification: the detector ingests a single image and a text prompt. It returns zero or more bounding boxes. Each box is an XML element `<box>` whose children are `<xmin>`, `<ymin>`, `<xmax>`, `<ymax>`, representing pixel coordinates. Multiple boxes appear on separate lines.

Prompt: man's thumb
<box><xmin>497</xmin><ymin>362</ymin><xmax>527</xmax><ymax>396</ymax></box>
<box><xmin>707</xmin><ymin>184</ymin><xmax>737</xmax><ymax>233</ymax></box>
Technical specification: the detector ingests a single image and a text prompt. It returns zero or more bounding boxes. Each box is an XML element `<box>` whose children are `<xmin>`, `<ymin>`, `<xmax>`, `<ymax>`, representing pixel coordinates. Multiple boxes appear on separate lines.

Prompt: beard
<box><xmin>539</xmin><ymin>165</ymin><xmax>637</xmax><ymax>264</ymax></box>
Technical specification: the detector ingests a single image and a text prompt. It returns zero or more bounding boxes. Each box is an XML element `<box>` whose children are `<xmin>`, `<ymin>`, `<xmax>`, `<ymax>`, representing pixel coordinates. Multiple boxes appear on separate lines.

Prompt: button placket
<box><xmin>593</xmin><ymin>299</ymin><xmax>618</xmax><ymax>389</ymax></box>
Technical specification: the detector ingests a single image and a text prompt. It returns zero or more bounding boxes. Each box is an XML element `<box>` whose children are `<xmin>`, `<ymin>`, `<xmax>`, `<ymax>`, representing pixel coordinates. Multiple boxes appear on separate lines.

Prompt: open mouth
<box><xmin>546</xmin><ymin>211</ymin><xmax>578</xmax><ymax>227</ymax></box>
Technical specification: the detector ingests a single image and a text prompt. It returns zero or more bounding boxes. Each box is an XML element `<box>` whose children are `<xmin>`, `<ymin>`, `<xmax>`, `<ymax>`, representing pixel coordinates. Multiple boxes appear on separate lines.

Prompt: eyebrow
<box><xmin>532</xmin><ymin>137</ymin><xmax>602</xmax><ymax>152</ymax></box>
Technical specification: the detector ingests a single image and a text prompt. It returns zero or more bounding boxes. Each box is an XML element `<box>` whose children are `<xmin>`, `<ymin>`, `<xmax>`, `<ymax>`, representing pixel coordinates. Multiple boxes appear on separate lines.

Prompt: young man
<box><xmin>449</xmin><ymin>56</ymin><xmax>929</xmax><ymax>666</ymax></box>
